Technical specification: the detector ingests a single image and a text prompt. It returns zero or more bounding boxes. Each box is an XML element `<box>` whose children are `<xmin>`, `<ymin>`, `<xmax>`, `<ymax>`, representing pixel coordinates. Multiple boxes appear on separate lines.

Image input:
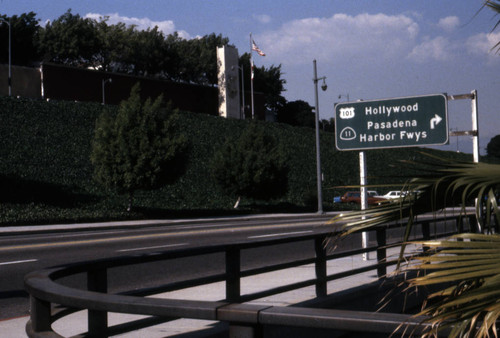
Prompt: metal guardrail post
<box><xmin>376</xmin><ymin>228</ymin><xmax>386</xmax><ymax>278</ymax></box>
<box><xmin>30</xmin><ymin>295</ymin><xmax>52</xmax><ymax>333</ymax></box>
<box><xmin>421</xmin><ymin>220</ymin><xmax>431</xmax><ymax>252</ymax></box>
<box><xmin>468</xmin><ymin>214</ymin><xmax>480</xmax><ymax>233</ymax></box>
<box><xmin>456</xmin><ymin>215</ymin><xmax>464</xmax><ymax>233</ymax></box>
<box><xmin>226</xmin><ymin>248</ymin><xmax>241</xmax><ymax>302</ymax></box>
<box><xmin>87</xmin><ymin>267</ymin><xmax>108</xmax><ymax>335</ymax></box>
<box><xmin>314</xmin><ymin>237</ymin><xmax>327</xmax><ymax>297</ymax></box>
<box><xmin>421</xmin><ymin>221</ymin><xmax>430</xmax><ymax>240</ymax></box>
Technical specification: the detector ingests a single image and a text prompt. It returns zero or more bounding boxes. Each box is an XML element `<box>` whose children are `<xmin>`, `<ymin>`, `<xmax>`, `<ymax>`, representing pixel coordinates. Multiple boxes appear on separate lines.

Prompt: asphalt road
<box><xmin>0</xmin><ymin>214</ymin><xmax>337</xmax><ymax>320</ymax></box>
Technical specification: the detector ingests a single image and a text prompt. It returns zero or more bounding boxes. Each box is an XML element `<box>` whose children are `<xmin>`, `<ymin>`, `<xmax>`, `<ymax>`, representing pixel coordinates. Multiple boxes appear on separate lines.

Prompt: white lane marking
<box><xmin>117</xmin><ymin>243</ymin><xmax>188</xmax><ymax>253</ymax></box>
<box><xmin>0</xmin><ymin>259</ymin><xmax>38</xmax><ymax>266</ymax></box>
<box><xmin>248</xmin><ymin>230</ymin><xmax>313</xmax><ymax>239</ymax></box>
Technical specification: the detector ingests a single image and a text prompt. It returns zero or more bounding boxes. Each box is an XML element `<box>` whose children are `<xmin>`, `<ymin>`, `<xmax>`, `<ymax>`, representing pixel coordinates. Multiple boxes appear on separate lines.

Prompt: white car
<box><xmin>383</xmin><ymin>191</ymin><xmax>406</xmax><ymax>199</ymax></box>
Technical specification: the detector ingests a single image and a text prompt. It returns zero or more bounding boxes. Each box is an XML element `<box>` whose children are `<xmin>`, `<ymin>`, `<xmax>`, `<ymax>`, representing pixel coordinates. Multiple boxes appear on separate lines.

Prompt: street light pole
<box><xmin>0</xmin><ymin>18</ymin><xmax>11</xmax><ymax>96</ymax></box>
<box><xmin>313</xmin><ymin>60</ymin><xmax>327</xmax><ymax>214</ymax></box>
<box><xmin>102</xmin><ymin>78</ymin><xmax>112</xmax><ymax>105</ymax></box>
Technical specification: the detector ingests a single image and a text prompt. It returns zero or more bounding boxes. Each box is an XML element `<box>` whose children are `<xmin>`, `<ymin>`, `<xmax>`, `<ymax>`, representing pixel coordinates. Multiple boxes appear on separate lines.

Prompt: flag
<box><xmin>252</xmin><ymin>39</ymin><xmax>266</xmax><ymax>56</ymax></box>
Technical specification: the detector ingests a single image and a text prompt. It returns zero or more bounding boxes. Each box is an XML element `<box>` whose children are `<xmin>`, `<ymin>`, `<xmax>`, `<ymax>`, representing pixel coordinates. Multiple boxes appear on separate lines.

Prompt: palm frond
<box><xmin>484</xmin><ymin>0</ymin><xmax>500</xmax><ymax>53</ymax></box>
<box><xmin>406</xmin><ymin>234</ymin><xmax>500</xmax><ymax>337</ymax></box>
<box><xmin>327</xmin><ymin>156</ymin><xmax>500</xmax><ymax>337</ymax></box>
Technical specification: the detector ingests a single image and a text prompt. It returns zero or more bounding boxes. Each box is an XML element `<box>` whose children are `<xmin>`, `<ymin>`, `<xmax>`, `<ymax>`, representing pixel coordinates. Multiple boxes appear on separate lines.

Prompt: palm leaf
<box><xmin>409</xmin><ymin>246</ymin><xmax>500</xmax><ymax>337</ymax></box>
<box><xmin>328</xmin><ymin>156</ymin><xmax>500</xmax><ymax>337</ymax></box>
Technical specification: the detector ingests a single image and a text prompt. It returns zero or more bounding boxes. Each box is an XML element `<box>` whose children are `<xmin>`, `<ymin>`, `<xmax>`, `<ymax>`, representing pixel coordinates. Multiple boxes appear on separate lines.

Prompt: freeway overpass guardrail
<box><xmin>24</xmin><ymin>214</ymin><xmax>475</xmax><ymax>337</ymax></box>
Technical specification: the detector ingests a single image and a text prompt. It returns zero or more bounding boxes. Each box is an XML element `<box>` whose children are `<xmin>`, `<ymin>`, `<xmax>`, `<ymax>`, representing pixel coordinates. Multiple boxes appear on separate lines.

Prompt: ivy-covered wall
<box><xmin>0</xmin><ymin>96</ymin><xmax>471</xmax><ymax>225</ymax></box>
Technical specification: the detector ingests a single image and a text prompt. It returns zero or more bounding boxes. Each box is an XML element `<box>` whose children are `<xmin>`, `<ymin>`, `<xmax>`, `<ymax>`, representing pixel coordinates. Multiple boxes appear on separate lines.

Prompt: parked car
<box><xmin>338</xmin><ymin>191</ymin><xmax>386</xmax><ymax>205</ymax></box>
<box><xmin>383</xmin><ymin>190</ymin><xmax>422</xmax><ymax>200</ymax></box>
<box><xmin>383</xmin><ymin>191</ymin><xmax>406</xmax><ymax>199</ymax></box>
<box><xmin>334</xmin><ymin>190</ymin><xmax>381</xmax><ymax>204</ymax></box>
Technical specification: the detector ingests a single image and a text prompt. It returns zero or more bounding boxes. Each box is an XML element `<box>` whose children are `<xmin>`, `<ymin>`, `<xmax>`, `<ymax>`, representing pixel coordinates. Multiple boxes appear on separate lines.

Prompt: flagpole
<box><xmin>250</xmin><ymin>33</ymin><xmax>255</xmax><ymax>119</ymax></box>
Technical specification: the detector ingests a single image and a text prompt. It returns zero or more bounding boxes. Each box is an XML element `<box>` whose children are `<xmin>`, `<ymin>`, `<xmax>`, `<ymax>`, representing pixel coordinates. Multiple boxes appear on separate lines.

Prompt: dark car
<box><xmin>339</xmin><ymin>191</ymin><xmax>386</xmax><ymax>205</ymax></box>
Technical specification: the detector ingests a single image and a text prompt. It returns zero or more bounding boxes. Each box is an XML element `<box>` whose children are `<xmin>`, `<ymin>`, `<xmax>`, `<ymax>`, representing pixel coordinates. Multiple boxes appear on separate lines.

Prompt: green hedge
<box><xmin>0</xmin><ymin>96</ymin><xmax>471</xmax><ymax>225</ymax></box>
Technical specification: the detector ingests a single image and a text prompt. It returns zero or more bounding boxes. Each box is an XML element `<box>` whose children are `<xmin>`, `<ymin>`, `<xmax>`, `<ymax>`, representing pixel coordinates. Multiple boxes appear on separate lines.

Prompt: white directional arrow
<box><xmin>430</xmin><ymin>114</ymin><xmax>442</xmax><ymax>129</ymax></box>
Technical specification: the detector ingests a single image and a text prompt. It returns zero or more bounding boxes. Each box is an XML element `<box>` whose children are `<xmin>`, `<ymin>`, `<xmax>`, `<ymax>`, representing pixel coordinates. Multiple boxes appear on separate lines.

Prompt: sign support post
<box><xmin>335</xmin><ymin>93</ymin><xmax>449</xmax><ymax>258</ymax></box>
<box><xmin>360</xmin><ymin>151</ymin><xmax>369</xmax><ymax>260</ymax></box>
<box><xmin>471</xmin><ymin>90</ymin><xmax>479</xmax><ymax>163</ymax></box>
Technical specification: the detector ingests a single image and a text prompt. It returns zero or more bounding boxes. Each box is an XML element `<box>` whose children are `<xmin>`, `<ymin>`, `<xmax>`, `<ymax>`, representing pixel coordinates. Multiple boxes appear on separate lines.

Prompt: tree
<box><xmin>487</xmin><ymin>135</ymin><xmax>500</xmax><ymax>158</ymax></box>
<box><xmin>18</xmin><ymin>10</ymin><xmax>287</xmax><ymax>114</ymax></box>
<box><xmin>31</xmin><ymin>9</ymin><xmax>286</xmax><ymax>108</ymax></box>
<box><xmin>91</xmin><ymin>83</ymin><xmax>188</xmax><ymax>211</ymax></box>
<box><xmin>0</xmin><ymin>12</ymin><xmax>41</xmax><ymax>66</ymax></box>
<box><xmin>276</xmin><ymin>100</ymin><xmax>315</xmax><ymax>128</ymax></box>
<box><xmin>277</xmin><ymin>101</ymin><xmax>335</xmax><ymax>131</ymax></box>
<box><xmin>320</xmin><ymin>118</ymin><xmax>335</xmax><ymax>132</ymax></box>
<box><xmin>92</xmin><ymin>18</ymin><xmax>135</xmax><ymax>72</ymax></box>
<box><xmin>176</xmin><ymin>33</ymin><xmax>229</xmax><ymax>85</ymax></box>
<box><xmin>38</xmin><ymin>9</ymin><xmax>99</xmax><ymax>68</ymax></box>
<box><xmin>211</xmin><ymin>122</ymin><xmax>288</xmax><ymax>203</ymax></box>
<box><xmin>161</xmin><ymin>32</ymin><xmax>185</xmax><ymax>81</ymax></box>
<box><xmin>239</xmin><ymin>53</ymin><xmax>287</xmax><ymax>119</ymax></box>
<box><xmin>126</xmin><ymin>27</ymin><xmax>168</xmax><ymax>77</ymax></box>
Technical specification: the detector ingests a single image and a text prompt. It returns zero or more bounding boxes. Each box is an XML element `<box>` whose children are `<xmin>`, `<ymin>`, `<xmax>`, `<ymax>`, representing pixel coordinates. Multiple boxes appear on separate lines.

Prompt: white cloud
<box><xmin>85</xmin><ymin>13</ymin><xmax>190</xmax><ymax>39</ymax></box>
<box><xmin>437</xmin><ymin>16</ymin><xmax>460</xmax><ymax>32</ymax></box>
<box><xmin>466</xmin><ymin>31</ymin><xmax>500</xmax><ymax>58</ymax></box>
<box><xmin>254</xmin><ymin>14</ymin><xmax>271</xmax><ymax>24</ymax></box>
<box><xmin>258</xmin><ymin>13</ymin><xmax>419</xmax><ymax>65</ymax></box>
<box><xmin>407</xmin><ymin>36</ymin><xmax>455</xmax><ymax>62</ymax></box>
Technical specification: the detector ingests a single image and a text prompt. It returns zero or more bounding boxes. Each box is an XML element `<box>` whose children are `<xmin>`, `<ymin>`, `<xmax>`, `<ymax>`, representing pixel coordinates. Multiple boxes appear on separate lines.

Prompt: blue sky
<box><xmin>2</xmin><ymin>0</ymin><xmax>499</xmax><ymax>155</ymax></box>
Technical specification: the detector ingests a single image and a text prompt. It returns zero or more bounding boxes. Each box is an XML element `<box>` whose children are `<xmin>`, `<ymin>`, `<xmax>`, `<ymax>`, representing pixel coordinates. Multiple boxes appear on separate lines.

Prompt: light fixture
<box><xmin>321</xmin><ymin>79</ymin><xmax>327</xmax><ymax>91</ymax></box>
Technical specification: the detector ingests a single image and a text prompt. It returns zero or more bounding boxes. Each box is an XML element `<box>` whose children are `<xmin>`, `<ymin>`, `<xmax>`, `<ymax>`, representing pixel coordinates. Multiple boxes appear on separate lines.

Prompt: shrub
<box><xmin>211</xmin><ymin>121</ymin><xmax>288</xmax><ymax>203</ymax></box>
<box><xmin>91</xmin><ymin>84</ymin><xmax>188</xmax><ymax>211</ymax></box>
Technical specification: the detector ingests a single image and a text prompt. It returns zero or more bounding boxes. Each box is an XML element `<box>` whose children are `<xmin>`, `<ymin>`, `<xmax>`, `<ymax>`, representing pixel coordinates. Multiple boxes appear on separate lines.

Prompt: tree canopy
<box><xmin>38</xmin><ymin>10</ymin><xmax>99</xmax><ymax>68</ymax></box>
<box><xmin>276</xmin><ymin>100</ymin><xmax>315</xmax><ymax>128</ymax></box>
<box><xmin>0</xmin><ymin>12</ymin><xmax>41</xmax><ymax>66</ymax></box>
<box><xmin>0</xmin><ymin>10</ymin><xmax>275</xmax><ymax>87</ymax></box>
<box><xmin>0</xmin><ymin>9</ymin><xmax>304</xmax><ymax>123</ymax></box>
<box><xmin>239</xmin><ymin>52</ymin><xmax>286</xmax><ymax>118</ymax></box>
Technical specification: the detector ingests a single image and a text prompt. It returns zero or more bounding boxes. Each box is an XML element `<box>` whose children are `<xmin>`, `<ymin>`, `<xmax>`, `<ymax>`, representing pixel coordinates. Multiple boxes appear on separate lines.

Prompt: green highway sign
<box><xmin>335</xmin><ymin>94</ymin><xmax>448</xmax><ymax>151</ymax></box>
